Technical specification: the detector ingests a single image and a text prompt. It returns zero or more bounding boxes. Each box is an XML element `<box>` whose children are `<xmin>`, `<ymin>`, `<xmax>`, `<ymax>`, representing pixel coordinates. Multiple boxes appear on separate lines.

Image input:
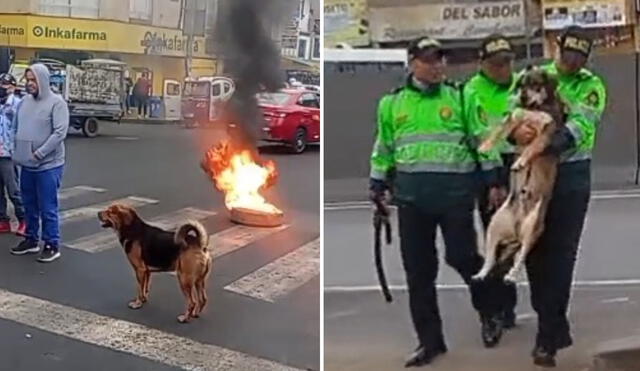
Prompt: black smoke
<box><xmin>214</xmin><ymin>0</ymin><xmax>295</xmax><ymax>150</ymax></box>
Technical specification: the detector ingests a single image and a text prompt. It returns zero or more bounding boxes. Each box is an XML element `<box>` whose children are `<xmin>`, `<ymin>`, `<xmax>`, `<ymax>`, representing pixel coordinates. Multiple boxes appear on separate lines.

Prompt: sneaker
<box><xmin>0</xmin><ymin>221</ymin><xmax>11</xmax><ymax>233</ymax></box>
<box><xmin>15</xmin><ymin>221</ymin><xmax>26</xmax><ymax>237</ymax></box>
<box><xmin>37</xmin><ymin>244</ymin><xmax>60</xmax><ymax>263</ymax></box>
<box><xmin>10</xmin><ymin>239</ymin><xmax>40</xmax><ymax>255</ymax></box>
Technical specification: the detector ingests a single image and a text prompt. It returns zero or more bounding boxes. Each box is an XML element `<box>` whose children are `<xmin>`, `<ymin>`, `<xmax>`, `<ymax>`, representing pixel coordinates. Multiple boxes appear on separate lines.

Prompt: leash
<box><xmin>373</xmin><ymin>197</ymin><xmax>393</xmax><ymax>303</ymax></box>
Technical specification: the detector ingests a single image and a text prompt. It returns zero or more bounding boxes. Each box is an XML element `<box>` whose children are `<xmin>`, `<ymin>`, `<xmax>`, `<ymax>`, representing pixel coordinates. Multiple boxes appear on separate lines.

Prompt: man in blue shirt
<box><xmin>0</xmin><ymin>73</ymin><xmax>25</xmax><ymax>236</ymax></box>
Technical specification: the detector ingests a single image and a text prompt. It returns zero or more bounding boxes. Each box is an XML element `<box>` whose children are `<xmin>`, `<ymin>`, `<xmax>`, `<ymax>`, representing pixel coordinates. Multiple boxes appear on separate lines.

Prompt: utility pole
<box><xmin>524</xmin><ymin>0</ymin><xmax>532</xmax><ymax>62</ymax></box>
<box><xmin>184</xmin><ymin>0</ymin><xmax>195</xmax><ymax>79</ymax></box>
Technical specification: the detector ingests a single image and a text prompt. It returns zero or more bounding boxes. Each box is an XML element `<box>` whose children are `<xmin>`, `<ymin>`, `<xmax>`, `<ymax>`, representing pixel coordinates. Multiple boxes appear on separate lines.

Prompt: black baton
<box><xmin>373</xmin><ymin>197</ymin><xmax>393</xmax><ymax>302</ymax></box>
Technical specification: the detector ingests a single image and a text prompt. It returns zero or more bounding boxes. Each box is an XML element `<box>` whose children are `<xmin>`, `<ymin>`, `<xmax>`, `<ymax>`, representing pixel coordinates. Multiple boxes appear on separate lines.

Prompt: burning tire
<box><xmin>230</xmin><ymin>207</ymin><xmax>284</xmax><ymax>227</ymax></box>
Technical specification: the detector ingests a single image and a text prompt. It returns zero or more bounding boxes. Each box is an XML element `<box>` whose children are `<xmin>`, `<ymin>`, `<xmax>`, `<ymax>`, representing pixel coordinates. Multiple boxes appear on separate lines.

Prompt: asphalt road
<box><xmin>324</xmin><ymin>192</ymin><xmax>640</xmax><ymax>370</ymax></box>
<box><xmin>0</xmin><ymin>122</ymin><xmax>320</xmax><ymax>371</ymax></box>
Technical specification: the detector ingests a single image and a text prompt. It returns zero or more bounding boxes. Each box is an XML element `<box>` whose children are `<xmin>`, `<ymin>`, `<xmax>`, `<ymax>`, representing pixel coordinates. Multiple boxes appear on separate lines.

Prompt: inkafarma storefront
<box><xmin>0</xmin><ymin>13</ymin><xmax>218</xmax><ymax>94</ymax></box>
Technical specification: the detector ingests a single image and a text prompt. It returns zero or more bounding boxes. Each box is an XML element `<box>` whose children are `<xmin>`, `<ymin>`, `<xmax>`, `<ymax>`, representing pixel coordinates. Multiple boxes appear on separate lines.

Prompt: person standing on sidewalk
<box><xmin>369</xmin><ymin>37</ymin><xmax>506</xmax><ymax>367</ymax></box>
<box><xmin>10</xmin><ymin>63</ymin><xmax>69</xmax><ymax>263</ymax></box>
<box><xmin>133</xmin><ymin>73</ymin><xmax>151</xmax><ymax>118</ymax></box>
<box><xmin>0</xmin><ymin>73</ymin><xmax>26</xmax><ymax>236</ymax></box>
<box><xmin>462</xmin><ymin>34</ymin><xmax>520</xmax><ymax>330</ymax></box>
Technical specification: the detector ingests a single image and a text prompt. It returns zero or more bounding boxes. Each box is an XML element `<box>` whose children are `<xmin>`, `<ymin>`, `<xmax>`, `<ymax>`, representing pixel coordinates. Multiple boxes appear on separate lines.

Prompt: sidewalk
<box><xmin>325</xmin><ymin>287</ymin><xmax>640</xmax><ymax>371</ymax></box>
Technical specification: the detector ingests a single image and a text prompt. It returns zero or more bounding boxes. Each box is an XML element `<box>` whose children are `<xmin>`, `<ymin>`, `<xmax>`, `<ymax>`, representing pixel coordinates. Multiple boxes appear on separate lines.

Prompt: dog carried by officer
<box><xmin>97</xmin><ymin>203</ymin><xmax>212</xmax><ymax>323</ymax></box>
<box><xmin>472</xmin><ymin>67</ymin><xmax>567</xmax><ymax>283</ymax></box>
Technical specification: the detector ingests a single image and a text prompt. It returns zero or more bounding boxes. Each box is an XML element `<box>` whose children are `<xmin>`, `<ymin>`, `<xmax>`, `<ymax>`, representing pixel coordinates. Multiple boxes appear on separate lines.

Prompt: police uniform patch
<box><xmin>440</xmin><ymin>106</ymin><xmax>453</xmax><ymax>120</ymax></box>
<box><xmin>586</xmin><ymin>91</ymin><xmax>600</xmax><ymax>107</ymax></box>
<box><xmin>477</xmin><ymin>106</ymin><xmax>488</xmax><ymax>124</ymax></box>
<box><xmin>395</xmin><ymin>113</ymin><xmax>409</xmax><ymax>125</ymax></box>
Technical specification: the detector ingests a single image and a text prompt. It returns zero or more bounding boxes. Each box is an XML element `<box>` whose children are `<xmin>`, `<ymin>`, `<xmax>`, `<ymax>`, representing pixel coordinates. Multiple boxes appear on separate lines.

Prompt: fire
<box><xmin>202</xmin><ymin>141</ymin><xmax>281</xmax><ymax>214</ymax></box>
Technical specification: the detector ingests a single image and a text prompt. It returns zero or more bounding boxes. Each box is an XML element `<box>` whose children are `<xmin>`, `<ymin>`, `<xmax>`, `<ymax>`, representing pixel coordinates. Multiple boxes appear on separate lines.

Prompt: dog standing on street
<box><xmin>98</xmin><ymin>203</ymin><xmax>212</xmax><ymax>323</ymax></box>
<box><xmin>473</xmin><ymin>67</ymin><xmax>567</xmax><ymax>283</ymax></box>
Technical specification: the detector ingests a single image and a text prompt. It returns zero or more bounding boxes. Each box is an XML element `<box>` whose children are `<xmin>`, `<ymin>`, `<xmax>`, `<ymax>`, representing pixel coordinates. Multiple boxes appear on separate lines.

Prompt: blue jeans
<box><xmin>20</xmin><ymin>165</ymin><xmax>63</xmax><ymax>247</ymax></box>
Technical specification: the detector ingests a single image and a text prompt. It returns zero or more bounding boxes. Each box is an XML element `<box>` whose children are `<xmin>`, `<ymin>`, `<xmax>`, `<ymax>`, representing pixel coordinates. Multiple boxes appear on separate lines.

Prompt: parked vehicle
<box><xmin>228</xmin><ymin>89</ymin><xmax>320</xmax><ymax>154</ymax></box>
<box><xmin>181</xmin><ymin>76</ymin><xmax>234</xmax><ymax>128</ymax></box>
<box><xmin>65</xmin><ymin>59</ymin><xmax>126</xmax><ymax>137</ymax></box>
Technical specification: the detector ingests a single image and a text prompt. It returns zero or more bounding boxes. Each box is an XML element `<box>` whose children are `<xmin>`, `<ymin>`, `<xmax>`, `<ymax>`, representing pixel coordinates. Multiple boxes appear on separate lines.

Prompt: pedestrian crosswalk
<box><xmin>55</xmin><ymin>185</ymin><xmax>318</xmax><ymax>304</ymax></box>
<box><xmin>0</xmin><ymin>184</ymin><xmax>319</xmax><ymax>370</ymax></box>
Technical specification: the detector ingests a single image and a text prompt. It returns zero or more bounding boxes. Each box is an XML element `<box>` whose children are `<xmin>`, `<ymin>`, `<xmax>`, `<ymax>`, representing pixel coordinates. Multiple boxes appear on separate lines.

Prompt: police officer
<box><xmin>369</xmin><ymin>37</ymin><xmax>505</xmax><ymax>367</ymax></box>
<box><xmin>463</xmin><ymin>34</ymin><xmax>520</xmax><ymax>330</ymax></box>
<box><xmin>512</xmin><ymin>26</ymin><xmax>607</xmax><ymax>367</ymax></box>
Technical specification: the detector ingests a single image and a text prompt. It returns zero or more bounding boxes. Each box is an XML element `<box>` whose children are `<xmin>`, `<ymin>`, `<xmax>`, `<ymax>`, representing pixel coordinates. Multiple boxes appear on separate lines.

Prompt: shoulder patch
<box><xmin>585</xmin><ymin>90</ymin><xmax>600</xmax><ymax>107</ymax></box>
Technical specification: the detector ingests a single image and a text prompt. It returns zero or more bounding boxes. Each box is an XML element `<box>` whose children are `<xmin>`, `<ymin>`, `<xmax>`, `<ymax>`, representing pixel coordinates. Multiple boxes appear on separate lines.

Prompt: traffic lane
<box><xmin>63</xmin><ymin>123</ymin><xmax>320</xmax><ymax>215</ymax></box>
<box><xmin>0</xmin><ymin>319</ymin><xmax>179</xmax><ymax>371</ymax></box>
<box><xmin>323</xmin><ymin>196</ymin><xmax>640</xmax><ymax>288</ymax></box>
<box><xmin>0</xmin><ymin>215</ymin><xmax>318</xmax><ymax>370</ymax></box>
<box><xmin>325</xmin><ymin>287</ymin><xmax>640</xmax><ymax>371</ymax></box>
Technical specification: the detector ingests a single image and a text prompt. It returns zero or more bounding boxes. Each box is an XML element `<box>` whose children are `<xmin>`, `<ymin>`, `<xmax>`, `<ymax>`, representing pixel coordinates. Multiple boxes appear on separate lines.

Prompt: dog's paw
<box><xmin>472</xmin><ymin>272</ymin><xmax>486</xmax><ymax>281</ymax></box>
<box><xmin>128</xmin><ymin>300</ymin><xmax>144</xmax><ymax>310</ymax></box>
<box><xmin>511</xmin><ymin>159</ymin><xmax>526</xmax><ymax>172</ymax></box>
<box><xmin>504</xmin><ymin>274</ymin><xmax>517</xmax><ymax>284</ymax></box>
<box><xmin>478</xmin><ymin>141</ymin><xmax>493</xmax><ymax>154</ymax></box>
<box><xmin>177</xmin><ymin>314</ymin><xmax>191</xmax><ymax>323</ymax></box>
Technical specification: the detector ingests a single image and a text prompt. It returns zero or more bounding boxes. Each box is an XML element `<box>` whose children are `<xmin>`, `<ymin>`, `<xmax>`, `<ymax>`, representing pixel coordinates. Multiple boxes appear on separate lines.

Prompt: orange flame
<box><xmin>202</xmin><ymin>141</ymin><xmax>281</xmax><ymax>214</ymax></box>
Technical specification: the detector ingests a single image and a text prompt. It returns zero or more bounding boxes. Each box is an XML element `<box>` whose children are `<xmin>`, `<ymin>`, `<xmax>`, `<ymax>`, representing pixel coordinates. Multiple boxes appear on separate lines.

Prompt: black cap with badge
<box><xmin>479</xmin><ymin>34</ymin><xmax>515</xmax><ymax>60</ymax></box>
<box><xmin>558</xmin><ymin>25</ymin><xmax>593</xmax><ymax>57</ymax></box>
<box><xmin>407</xmin><ymin>37</ymin><xmax>444</xmax><ymax>60</ymax></box>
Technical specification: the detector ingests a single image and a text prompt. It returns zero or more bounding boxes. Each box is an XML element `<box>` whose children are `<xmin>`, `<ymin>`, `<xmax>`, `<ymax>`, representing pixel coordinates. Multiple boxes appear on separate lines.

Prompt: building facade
<box><xmin>0</xmin><ymin>0</ymin><xmax>218</xmax><ymax>95</ymax></box>
<box><xmin>281</xmin><ymin>0</ymin><xmax>320</xmax><ymax>62</ymax></box>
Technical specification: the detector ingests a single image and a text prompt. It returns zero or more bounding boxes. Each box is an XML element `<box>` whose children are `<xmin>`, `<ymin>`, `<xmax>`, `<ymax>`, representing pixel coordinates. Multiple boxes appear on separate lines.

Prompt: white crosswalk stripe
<box><xmin>224</xmin><ymin>238</ymin><xmax>320</xmax><ymax>302</ymax></box>
<box><xmin>65</xmin><ymin>207</ymin><xmax>216</xmax><ymax>253</ymax></box>
<box><xmin>0</xmin><ymin>289</ymin><xmax>302</xmax><ymax>371</ymax></box>
<box><xmin>60</xmin><ymin>196</ymin><xmax>158</xmax><ymax>224</ymax></box>
<box><xmin>58</xmin><ymin>185</ymin><xmax>107</xmax><ymax>200</ymax></box>
<box><xmin>211</xmin><ymin>224</ymin><xmax>290</xmax><ymax>258</ymax></box>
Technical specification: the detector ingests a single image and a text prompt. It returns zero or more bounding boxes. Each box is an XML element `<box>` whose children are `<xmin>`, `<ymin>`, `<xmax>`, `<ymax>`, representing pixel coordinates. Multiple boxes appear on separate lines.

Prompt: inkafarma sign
<box><xmin>139</xmin><ymin>31</ymin><xmax>201</xmax><ymax>55</ymax></box>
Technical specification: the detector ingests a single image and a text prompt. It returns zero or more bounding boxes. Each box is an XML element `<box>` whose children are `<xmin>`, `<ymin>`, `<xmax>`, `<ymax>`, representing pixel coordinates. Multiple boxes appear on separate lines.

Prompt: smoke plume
<box><xmin>214</xmin><ymin>0</ymin><xmax>296</xmax><ymax>150</ymax></box>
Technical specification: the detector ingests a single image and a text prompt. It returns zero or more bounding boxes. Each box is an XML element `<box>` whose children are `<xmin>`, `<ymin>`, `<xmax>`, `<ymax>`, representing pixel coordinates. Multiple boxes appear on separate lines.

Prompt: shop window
<box><xmin>40</xmin><ymin>0</ymin><xmax>99</xmax><ymax>18</ymax></box>
<box><xmin>312</xmin><ymin>37</ymin><xmax>320</xmax><ymax>60</ymax></box>
<box><xmin>130</xmin><ymin>0</ymin><xmax>152</xmax><ymax>21</ymax></box>
<box><xmin>297</xmin><ymin>38</ymin><xmax>308</xmax><ymax>59</ymax></box>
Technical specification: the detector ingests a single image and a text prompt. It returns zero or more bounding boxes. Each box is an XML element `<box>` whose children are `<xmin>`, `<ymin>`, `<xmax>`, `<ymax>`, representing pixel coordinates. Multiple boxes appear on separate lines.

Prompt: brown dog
<box><xmin>473</xmin><ymin>67</ymin><xmax>567</xmax><ymax>283</ymax></box>
<box><xmin>97</xmin><ymin>204</ymin><xmax>212</xmax><ymax>323</ymax></box>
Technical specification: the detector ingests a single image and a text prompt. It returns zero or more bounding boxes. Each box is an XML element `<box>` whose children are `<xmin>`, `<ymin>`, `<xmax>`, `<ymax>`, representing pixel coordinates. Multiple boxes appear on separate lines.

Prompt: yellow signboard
<box><xmin>0</xmin><ymin>14</ymin><xmax>211</xmax><ymax>58</ymax></box>
<box><xmin>324</xmin><ymin>0</ymin><xmax>370</xmax><ymax>47</ymax></box>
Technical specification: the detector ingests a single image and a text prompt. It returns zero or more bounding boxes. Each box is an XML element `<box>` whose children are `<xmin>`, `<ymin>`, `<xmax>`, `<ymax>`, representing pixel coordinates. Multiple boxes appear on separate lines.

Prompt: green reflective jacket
<box><xmin>370</xmin><ymin>79</ymin><xmax>478</xmax><ymax>180</ymax></box>
<box><xmin>462</xmin><ymin>71</ymin><xmax>519</xmax><ymax>170</ymax></box>
<box><xmin>540</xmin><ymin>62</ymin><xmax>607</xmax><ymax>163</ymax></box>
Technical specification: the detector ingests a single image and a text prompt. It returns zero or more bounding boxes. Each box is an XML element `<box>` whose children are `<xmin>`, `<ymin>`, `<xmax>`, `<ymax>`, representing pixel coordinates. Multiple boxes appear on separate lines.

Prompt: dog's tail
<box><xmin>174</xmin><ymin>220</ymin><xmax>209</xmax><ymax>251</ymax></box>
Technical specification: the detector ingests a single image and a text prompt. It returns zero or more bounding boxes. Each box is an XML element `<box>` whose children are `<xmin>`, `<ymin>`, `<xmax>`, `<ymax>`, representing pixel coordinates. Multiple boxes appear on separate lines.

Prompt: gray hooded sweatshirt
<box><xmin>13</xmin><ymin>63</ymin><xmax>69</xmax><ymax>171</ymax></box>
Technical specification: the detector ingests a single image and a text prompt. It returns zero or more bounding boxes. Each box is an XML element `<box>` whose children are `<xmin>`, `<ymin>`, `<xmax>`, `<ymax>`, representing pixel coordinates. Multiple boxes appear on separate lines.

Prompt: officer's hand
<box><xmin>488</xmin><ymin>186</ymin><xmax>507</xmax><ymax>211</ymax></box>
<box><xmin>511</xmin><ymin>122</ymin><xmax>536</xmax><ymax>145</ymax></box>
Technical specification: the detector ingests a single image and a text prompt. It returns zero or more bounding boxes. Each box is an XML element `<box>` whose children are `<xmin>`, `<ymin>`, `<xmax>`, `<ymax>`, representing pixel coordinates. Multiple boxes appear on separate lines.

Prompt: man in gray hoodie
<box><xmin>10</xmin><ymin>63</ymin><xmax>69</xmax><ymax>263</ymax></box>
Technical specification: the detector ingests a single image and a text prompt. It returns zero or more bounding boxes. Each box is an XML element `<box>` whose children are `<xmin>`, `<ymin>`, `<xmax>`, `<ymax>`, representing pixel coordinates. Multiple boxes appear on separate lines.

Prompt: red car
<box><xmin>256</xmin><ymin>89</ymin><xmax>321</xmax><ymax>153</ymax></box>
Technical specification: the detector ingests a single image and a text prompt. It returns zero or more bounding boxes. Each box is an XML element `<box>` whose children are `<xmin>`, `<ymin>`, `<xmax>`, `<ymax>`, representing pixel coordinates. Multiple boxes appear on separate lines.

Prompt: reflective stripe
<box><xmin>561</xmin><ymin>150</ymin><xmax>591</xmax><ymax>163</ymax></box>
<box><xmin>373</xmin><ymin>139</ymin><xmax>393</xmax><ymax>156</ymax></box>
<box><xmin>566</xmin><ymin>119</ymin><xmax>584</xmax><ymax>144</ymax></box>
<box><xmin>574</xmin><ymin>105</ymin><xmax>600</xmax><ymax>124</ymax></box>
<box><xmin>397</xmin><ymin>161</ymin><xmax>476</xmax><ymax>173</ymax></box>
<box><xmin>396</xmin><ymin>133</ymin><xmax>466</xmax><ymax>147</ymax></box>
<box><xmin>481</xmin><ymin>160</ymin><xmax>502</xmax><ymax>171</ymax></box>
<box><xmin>370</xmin><ymin>169</ymin><xmax>387</xmax><ymax>180</ymax></box>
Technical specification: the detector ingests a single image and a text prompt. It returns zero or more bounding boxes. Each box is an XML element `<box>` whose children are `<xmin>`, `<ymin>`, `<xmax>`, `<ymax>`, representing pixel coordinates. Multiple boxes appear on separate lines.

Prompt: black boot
<box><xmin>502</xmin><ymin>310</ymin><xmax>516</xmax><ymax>329</ymax></box>
<box><xmin>481</xmin><ymin>315</ymin><xmax>503</xmax><ymax>348</ymax></box>
<box><xmin>404</xmin><ymin>343</ymin><xmax>447</xmax><ymax>367</ymax></box>
<box><xmin>532</xmin><ymin>345</ymin><xmax>557</xmax><ymax>368</ymax></box>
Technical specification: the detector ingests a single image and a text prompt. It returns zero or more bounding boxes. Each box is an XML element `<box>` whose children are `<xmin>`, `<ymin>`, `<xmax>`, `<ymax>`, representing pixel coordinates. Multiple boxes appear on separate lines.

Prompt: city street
<box><xmin>0</xmin><ymin>122</ymin><xmax>320</xmax><ymax>371</ymax></box>
<box><xmin>324</xmin><ymin>193</ymin><xmax>640</xmax><ymax>370</ymax></box>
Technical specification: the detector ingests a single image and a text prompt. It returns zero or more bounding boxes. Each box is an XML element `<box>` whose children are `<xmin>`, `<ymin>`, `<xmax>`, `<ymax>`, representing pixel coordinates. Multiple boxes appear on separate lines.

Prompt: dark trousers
<box><xmin>477</xmin><ymin>153</ymin><xmax>518</xmax><ymax>316</ymax></box>
<box><xmin>0</xmin><ymin>158</ymin><xmax>24</xmax><ymax>221</ymax></box>
<box><xmin>526</xmin><ymin>182</ymin><xmax>590</xmax><ymax>350</ymax></box>
<box><xmin>398</xmin><ymin>202</ymin><xmax>505</xmax><ymax>350</ymax></box>
<box><xmin>134</xmin><ymin>95</ymin><xmax>148</xmax><ymax>117</ymax></box>
<box><xmin>21</xmin><ymin>166</ymin><xmax>63</xmax><ymax>247</ymax></box>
